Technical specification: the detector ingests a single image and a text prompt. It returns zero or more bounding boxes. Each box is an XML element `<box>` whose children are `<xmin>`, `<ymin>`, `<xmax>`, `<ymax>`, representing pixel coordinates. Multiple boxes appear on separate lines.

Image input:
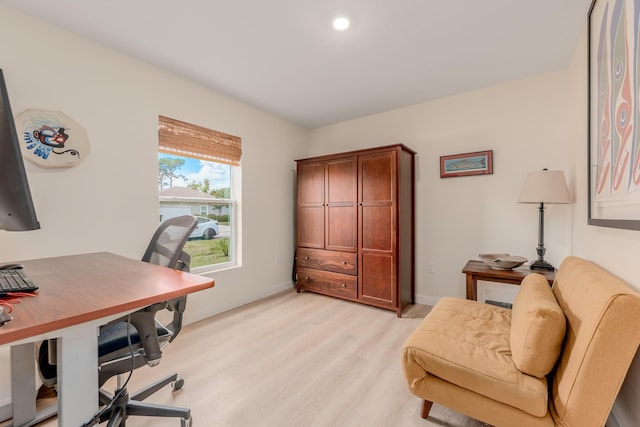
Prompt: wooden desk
<box><xmin>462</xmin><ymin>260</ymin><xmax>555</xmax><ymax>301</ymax></box>
<box><xmin>0</xmin><ymin>252</ymin><xmax>214</xmax><ymax>427</ymax></box>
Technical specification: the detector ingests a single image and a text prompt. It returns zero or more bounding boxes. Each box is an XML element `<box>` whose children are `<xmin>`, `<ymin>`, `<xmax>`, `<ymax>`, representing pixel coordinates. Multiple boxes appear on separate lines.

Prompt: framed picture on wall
<box><xmin>440</xmin><ymin>150</ymin><xmax>493</xmax><ymax>178</ymax></box>
<box><xmin>588</xmin><ymin>0</ymin><xmax>640</xmax><ymax>230</ymax></box>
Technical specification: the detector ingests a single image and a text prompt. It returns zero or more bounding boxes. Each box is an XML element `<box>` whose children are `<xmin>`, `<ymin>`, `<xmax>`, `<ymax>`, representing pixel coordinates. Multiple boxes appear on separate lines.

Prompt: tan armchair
<box><xmin>402</xmin><ymin>256</ymin><xmax>640</xmax><ymax>427</ymax></box>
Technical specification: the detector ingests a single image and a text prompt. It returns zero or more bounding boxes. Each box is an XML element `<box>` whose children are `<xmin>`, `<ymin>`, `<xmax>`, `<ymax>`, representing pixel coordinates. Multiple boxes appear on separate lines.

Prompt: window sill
<box><xmin>191</xmin><ymin>261</ymin><xmax>239</xmax><ymax>276</ymax></box>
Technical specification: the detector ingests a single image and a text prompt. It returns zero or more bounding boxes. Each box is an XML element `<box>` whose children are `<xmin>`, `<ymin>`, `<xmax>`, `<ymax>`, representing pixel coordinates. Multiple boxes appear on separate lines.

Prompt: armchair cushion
<box><xmin>403</xmin><ymin>297</ymin><xmax>549</xmax><ymax>417</ymax></box>
<box><xmin>510</xmin><ymin>274</ymin><xmax>566</xmax><ymax>378</ymax></box>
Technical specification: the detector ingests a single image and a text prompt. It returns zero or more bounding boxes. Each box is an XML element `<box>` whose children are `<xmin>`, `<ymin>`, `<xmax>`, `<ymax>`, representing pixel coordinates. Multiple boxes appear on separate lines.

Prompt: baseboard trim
<box><xmin>184</xmin><ymin>281</ymin><xmax>295</xmax><ymax>325</ymax></box>
<box><xmin>415</xmin><ymin>293</ymin><xmax>440</xmax><ymax>307</ymax></box>
<box><xmin>0</xmin><ymin>400</ymin><xmax>11</xmax><ymax>423</ymax></box>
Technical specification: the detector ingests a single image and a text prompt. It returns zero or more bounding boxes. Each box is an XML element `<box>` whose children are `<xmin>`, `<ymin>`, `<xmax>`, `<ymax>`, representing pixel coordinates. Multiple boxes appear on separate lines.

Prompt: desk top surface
<box><xmin>462</xmin><ymin>259</ymin><xmax>556</xmax><ymax>282</ymax></box>
<box><xmin>0</xmin><ymin>252</ymin><xmax>214</xmax><ymax>345</ymax></box>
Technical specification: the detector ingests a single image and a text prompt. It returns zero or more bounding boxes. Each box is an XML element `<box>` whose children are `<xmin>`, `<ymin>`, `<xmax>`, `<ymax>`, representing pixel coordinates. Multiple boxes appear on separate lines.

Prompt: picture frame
<box><xmin>440</xmin><ymin>150</ymin><xmax>493</xmax><ymax>178</ymax></box>
<box><xmin>588</xmin><ymin>0</ymin><xmax>640</xmax><ymax>230</ymax></box>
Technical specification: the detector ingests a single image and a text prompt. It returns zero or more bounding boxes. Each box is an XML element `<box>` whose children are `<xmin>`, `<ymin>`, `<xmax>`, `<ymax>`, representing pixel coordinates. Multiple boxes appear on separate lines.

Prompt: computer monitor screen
<box><xmin>0</xmin><ymin>69</ymin><xmax>40</xmax><ymax>231</ymax></box>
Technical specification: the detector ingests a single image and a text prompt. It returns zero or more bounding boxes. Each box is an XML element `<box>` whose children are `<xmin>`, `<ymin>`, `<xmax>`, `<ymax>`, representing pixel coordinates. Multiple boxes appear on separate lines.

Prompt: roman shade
<box><xmin>158</xmin><ymin>115</ymin><xmax>242</xmax><ymax>166</ymax></box>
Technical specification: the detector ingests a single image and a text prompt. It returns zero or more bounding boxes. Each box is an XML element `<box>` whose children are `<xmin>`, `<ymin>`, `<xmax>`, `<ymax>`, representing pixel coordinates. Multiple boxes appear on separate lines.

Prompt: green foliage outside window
<box><xmin>185</xmin><ymin>238</ymin><xmax>231</xmax><ymax>268</ymax></box>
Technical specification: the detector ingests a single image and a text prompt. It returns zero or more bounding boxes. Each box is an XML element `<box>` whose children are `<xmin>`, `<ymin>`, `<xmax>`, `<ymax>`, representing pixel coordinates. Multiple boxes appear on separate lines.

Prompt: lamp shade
<box><xmin>518</xmin><ymin>169</ymin><xmax>571</xmax><ymax>204</ymax></box>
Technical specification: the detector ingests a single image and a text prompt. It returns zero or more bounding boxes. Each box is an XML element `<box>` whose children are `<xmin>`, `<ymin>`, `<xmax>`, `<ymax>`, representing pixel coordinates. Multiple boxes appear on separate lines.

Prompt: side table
<box><xmin>462</xmin><ymin>260</ymin><xmax>556</xmax><ymax>301</ymax></box>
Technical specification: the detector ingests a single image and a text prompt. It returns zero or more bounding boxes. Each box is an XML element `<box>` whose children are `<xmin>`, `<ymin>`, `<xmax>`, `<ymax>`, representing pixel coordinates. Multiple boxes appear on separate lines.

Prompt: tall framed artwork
<box><xmin>588</xmin><ymin>0</ymin><xmax>640</xmax><ymax>230</ymax></box>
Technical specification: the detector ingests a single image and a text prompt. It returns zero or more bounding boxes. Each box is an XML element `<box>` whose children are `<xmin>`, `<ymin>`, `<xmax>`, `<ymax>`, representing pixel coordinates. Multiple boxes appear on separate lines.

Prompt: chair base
<box><xmin>94</xmin><ymin>372</ymin><xmax>190</xmax><ymax>427</ymax></box>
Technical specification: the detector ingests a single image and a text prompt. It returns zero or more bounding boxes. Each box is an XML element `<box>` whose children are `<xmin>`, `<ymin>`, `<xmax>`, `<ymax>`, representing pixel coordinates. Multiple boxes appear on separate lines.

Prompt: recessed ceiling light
<box><xmin>332</xmin><ymin>15</ymin><xmax>351</xmax><ymax>31</ymax></box>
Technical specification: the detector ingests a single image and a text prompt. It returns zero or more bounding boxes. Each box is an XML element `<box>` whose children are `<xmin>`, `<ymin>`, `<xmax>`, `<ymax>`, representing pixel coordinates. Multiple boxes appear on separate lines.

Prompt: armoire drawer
<box><xmin>296</xmin><ymin>248</ymin><xmax>357</xmax><ymax>275</ymax></box>
<box><xmin>297</xmin><ymin>267</ymin><xmax>357</xmax><ymax>300</ymax></box>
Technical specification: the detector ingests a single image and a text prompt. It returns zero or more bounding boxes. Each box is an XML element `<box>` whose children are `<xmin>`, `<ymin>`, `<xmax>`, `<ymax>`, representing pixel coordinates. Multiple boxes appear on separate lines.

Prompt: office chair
<box><xmin>38</xmin><ymin>215</ymin><xmax>198</xmax><ymax>427</ymax></box>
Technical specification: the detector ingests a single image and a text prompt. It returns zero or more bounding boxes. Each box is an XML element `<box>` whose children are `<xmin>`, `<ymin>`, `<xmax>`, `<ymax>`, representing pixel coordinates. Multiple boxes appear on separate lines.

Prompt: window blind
<box><xmin>158</xmin><ymin>115</ymin><xmax>242</xmax><ymax>166</ymax></box>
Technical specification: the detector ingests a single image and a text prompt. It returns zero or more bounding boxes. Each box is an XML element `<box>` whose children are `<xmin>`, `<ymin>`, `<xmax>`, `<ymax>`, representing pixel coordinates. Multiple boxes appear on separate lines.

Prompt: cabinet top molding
<box><xmin>296</xmin><ymin>143</ymin><xmax>416</xmax><ymax>163</ymax></box>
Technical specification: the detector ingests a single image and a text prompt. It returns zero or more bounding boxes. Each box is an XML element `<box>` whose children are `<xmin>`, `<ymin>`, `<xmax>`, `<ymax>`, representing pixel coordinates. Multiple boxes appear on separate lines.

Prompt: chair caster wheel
<box><xmin>181</xmin><ymin>416</ymin><xmax>192</xmax><ymax>427</ymax></box>
<box><xmin>172</xmin><ymin>378</ymin><xmax>185</xmax><ymax>391</ymax></box>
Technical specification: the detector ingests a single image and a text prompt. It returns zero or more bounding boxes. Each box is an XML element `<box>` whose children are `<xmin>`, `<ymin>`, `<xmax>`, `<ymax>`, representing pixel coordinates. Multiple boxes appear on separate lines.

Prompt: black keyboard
<box><xmin>0</xmin><ymin>269</ymin><xmax>38</xmax><ymax>295</ymax></box>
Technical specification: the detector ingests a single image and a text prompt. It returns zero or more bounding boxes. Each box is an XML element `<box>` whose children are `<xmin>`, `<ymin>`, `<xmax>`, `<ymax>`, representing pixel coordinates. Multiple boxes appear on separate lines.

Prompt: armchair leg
<box><xmin>420</xmin><ymin>400</ymin><xmax>433</xmax><ymax>419</ymax></box>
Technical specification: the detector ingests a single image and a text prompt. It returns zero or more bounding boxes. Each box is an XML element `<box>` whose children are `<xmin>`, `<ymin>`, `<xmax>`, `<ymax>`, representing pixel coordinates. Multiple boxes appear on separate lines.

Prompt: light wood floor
<box><xmin>35</xmin><ymin>289</ymin><xmax>488</xmax><ymax>427</ymax></box>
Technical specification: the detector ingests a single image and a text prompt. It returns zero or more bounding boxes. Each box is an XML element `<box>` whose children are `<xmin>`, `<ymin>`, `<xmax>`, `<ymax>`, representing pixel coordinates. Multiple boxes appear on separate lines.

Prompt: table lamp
<box><xmin>518</xmin><ymin>169</ymin><xmax>571</xmax><ymax>271</ymax></box>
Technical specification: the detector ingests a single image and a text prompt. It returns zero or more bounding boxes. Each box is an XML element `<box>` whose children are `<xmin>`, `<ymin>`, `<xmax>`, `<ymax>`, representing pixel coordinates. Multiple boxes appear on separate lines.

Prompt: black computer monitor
<box><xmin>0</xmin><ymin>69</ymin><xmax>40</xmax><ymax>231</ymax></box>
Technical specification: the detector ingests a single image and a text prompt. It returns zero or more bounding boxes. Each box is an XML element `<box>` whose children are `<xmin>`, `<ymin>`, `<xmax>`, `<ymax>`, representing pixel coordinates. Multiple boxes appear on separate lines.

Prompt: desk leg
<box><xmin>10</xmin><ymin>343</ymin><xmax>36</xmax><ymax>426</ymax></box>
<box><xmin>466</xmin><ymin>275</ymin><xmax>478</xmax><ymax>301</ymax></box>
<box><xmin>56</xmin><ymin>324</ymin><xmax>99</xmax><ymax>427</ymax></box>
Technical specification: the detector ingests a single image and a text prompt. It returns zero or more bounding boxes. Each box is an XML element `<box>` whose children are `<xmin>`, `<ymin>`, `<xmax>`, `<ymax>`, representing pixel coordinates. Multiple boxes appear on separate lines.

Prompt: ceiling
<box><xmin>0</xmin><ymin>0</ymin><xmax>591</xmax><ymax>129</ymax></box>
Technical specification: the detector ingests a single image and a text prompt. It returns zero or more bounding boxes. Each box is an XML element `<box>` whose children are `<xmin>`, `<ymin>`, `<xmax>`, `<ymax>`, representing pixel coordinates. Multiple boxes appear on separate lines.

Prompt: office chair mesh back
<box><xmin>142</xmin><ymin>215</ymin><xmax>197</xmax><ymax>269</ymax></box>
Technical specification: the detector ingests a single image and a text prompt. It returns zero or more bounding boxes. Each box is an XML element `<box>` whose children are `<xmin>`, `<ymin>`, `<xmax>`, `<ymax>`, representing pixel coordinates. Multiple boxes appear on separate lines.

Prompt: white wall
<box><xmin>308</xmin><ymin>70</ymin><xmax>574</xmax><ymax>306</ymax></box>
<box><xmin>0</xmin><ymin>5</ymin><xmax>306</xmax><ymax>407</ymax></box>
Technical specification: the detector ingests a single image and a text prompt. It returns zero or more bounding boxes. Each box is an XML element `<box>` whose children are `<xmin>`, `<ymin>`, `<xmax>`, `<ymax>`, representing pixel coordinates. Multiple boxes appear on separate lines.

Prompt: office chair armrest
<box><xmin>167</xmin><ymin>297</ymin><xmax>187</xmax><ymax>313</ymax></box>
<box><xmin>176</xmin><ymin>251</ymin><xmax>191</xmax><ymax>273</ymax></box>
<box><xmin>165</xmin><ymin>296</ymin><xmax>187</xmax><ymax>342</ymax></box>
<box><xmin>162</xmin><ymin>250</ymin><xmax>190</xmax><ymax>342</ymax></box>
<box><xmin>127</xmin><ymin>302</ymin><xmax>168</xmax><ymax>366</ymax></box>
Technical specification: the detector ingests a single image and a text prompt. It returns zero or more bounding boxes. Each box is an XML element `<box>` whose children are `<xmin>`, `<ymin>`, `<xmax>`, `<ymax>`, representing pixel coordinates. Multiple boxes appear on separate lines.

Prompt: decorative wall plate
<box><xmin>16</xmin><ymin>109</ymin><xmax>90</xmax><ymax>168</ymax></box>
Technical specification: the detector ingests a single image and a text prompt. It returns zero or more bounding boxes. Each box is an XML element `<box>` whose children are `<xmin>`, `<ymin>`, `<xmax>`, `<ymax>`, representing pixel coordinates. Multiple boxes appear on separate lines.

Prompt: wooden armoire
<box><xmin>295</xmin><ymin>144</ymin><xmax>415</xmax><ymax>317</ymax></box>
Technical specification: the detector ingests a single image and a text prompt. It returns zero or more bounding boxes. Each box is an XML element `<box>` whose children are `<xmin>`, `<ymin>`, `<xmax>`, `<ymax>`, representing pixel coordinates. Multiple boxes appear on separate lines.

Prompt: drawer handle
<box><xmin>305</xmin><ymin>256</ymin><xmax>310</xmax><ymax>260</ymax></box>
<box><xmin>305</xmin><ymin>276</ymin><xmax>310</xmax><ymax>281</ymax></box>
<box><xmin>341</xmin><ymin>283</ymin><xmax>347</xmax><ymax>287</ymax></box>
<box><xmin>342</xmin><ymin>261</ymin><xmax>347</xmax><ymax>265</ymax></box>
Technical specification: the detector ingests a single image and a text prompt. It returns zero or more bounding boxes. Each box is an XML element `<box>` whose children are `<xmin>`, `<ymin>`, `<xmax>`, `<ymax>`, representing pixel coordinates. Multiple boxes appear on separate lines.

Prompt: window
<box><xmin>158</xmin><ymin>116</ymin><xmax>241</xmax><ymax>271</ymax></box>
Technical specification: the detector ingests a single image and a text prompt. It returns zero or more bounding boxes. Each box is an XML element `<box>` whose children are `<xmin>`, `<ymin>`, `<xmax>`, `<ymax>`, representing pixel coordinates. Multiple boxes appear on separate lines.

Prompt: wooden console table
<box><xmin>462</xmin><ymin>260</ymin><xmax>556</xmax><ymax>301</ymax></box>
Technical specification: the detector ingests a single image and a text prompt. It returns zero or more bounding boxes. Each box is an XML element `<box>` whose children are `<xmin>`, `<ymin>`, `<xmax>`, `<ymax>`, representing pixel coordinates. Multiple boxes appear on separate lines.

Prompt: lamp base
<box><xmin>530</xmin><ymin>259</ymin><xmax>555</xmax><ymax>271</ymax></box>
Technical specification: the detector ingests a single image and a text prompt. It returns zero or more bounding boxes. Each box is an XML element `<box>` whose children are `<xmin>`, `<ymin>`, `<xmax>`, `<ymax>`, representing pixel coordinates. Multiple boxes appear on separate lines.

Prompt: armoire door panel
<box><xmin>298</xmin><ymin>162</ymin><xmax>324</xmax><ymax>204</ymax></box>
<box><xmin>326</xmin><ymin>157</ymin><xmax>357</xmax><ymax>203</ymax></box>
<box><xmin>360</xmin><ymin>153</ymin><xmax>395</xmax><ymax>203</ymax></box>
<box><xmin>298</xmin><ymin>206</ymin><xmax>324</xmax><ymax>248</ymax></box>
<box><xmin>297</xmin><ymin>160</ymin><xmax>325</xmax><ymax>248</ymax></box>
<box><xmin>360</xmin><ymin>252</ymin><xmax>395</xmax><ymax>307</ymax></box>
<box><xmin>361</xmin><ymin>205</ymin><xmax>393</xmax><ymax>251</ymax></box>
<box><xmin>326</xmin><ymin>206</ymin><xmax>357</xmax><ymax>251</ymax></box>
<box><xmin>326</xmin><ymin>157</ymin><xmax>357</xmax><ymax>251</ymax></box>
